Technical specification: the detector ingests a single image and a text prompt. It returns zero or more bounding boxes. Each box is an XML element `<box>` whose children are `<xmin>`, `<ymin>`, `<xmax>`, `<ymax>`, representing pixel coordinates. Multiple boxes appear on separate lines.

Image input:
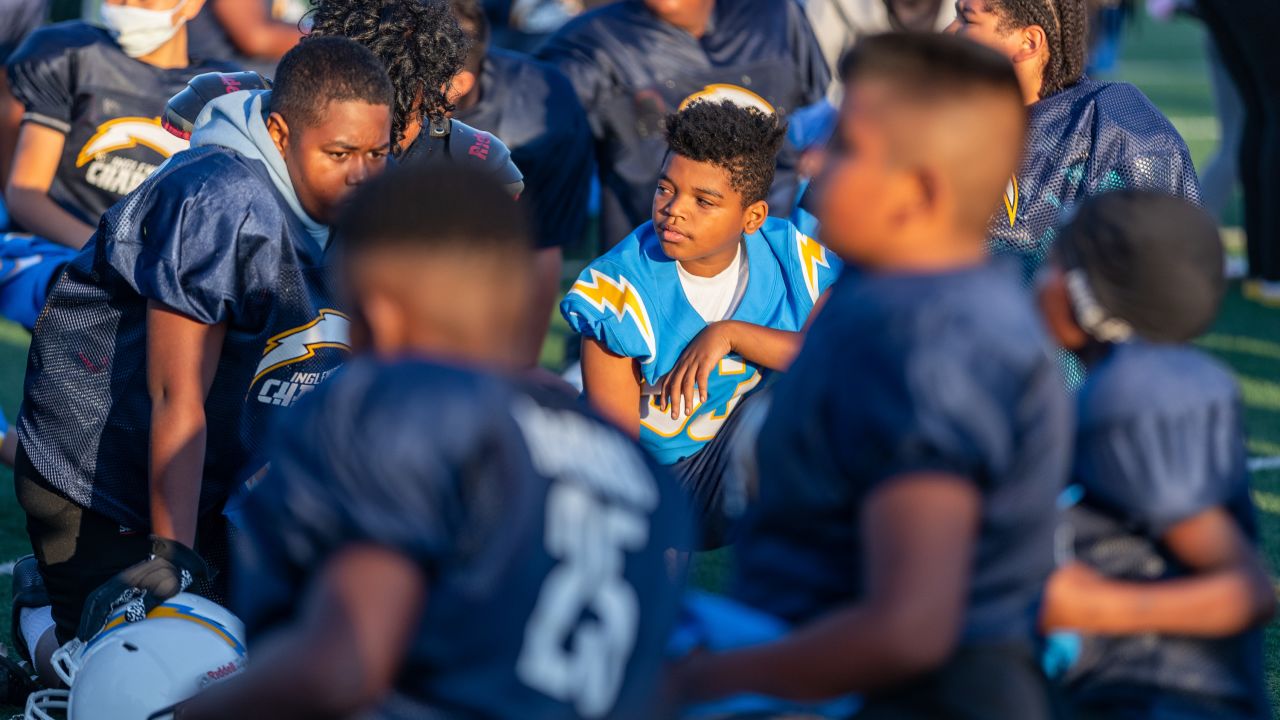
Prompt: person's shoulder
<box><xmin>149</xmin><ymin>146</ymin><xmax>273</xmax><ymax>206</ymax></box>
<box><xmin>1080</xmin><ymin>342</ymin><xmax>1238</xmax><ymax>425</ymax></box>
<box><xmin>1079</xmin><ymin>78</ymin><xmax>1183</xmax><ymax>135</ymax></box>
<box><xmin>487</xmin><ymin>48</ymin><xmax>579</xmax><ymax>101</ymax></box>
<box><xmin>8</xmin><ymin>20</ymin><xmax>110</xmax><ymax>65</ymax></box>
<box><xmin>554</xmin><ymin>0</ymin><xmax>644</xmax><ymax>35</ymax></box>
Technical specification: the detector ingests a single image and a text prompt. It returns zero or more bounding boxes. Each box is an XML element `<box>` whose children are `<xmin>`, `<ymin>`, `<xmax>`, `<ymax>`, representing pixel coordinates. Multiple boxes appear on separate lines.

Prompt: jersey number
<box><xmin>516</xmin><ymin>483</ymin><xmax>649</xmax><ymax>717</ymax></box>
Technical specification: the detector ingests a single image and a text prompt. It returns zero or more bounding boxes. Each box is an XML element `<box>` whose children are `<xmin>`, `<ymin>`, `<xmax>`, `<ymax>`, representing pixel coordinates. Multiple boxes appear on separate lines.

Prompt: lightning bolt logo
<box><xmin>76</xmin><ymin>117</ymin><xmax>189</xmax><ymax>167</ymax></box>
<box><xmin>252</xmin><ymin>309</ymin><xmax>351</xmax><ymax>387</ymax></box>
<box><xmin>796</xmin><ymin>229</ymin><xmax>830</xmax><ymax>304</ymax></box>
<box><xmin>1004</xmin><ymin>175</ymin><xmax>1019</xmax><ymax>228</ymax></box>
<box><xmin>569</xmin><ymin>270</ymin><xmax>657</xmax><ymax>363</ymax></box>
<box><xmin>95</xmin><ymin>602</ymin><xmax>246</xmax><ymax>655</ymax></box>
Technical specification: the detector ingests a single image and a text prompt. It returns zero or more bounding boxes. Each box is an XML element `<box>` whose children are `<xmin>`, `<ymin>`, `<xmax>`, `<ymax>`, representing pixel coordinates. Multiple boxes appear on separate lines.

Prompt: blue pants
<box><xmin>669</xmin><ymin>591</ymin><xmax>861</xmax><ymax>719</ymax></box>
<box><xmin>0</xmin><ymin>234</ymin><xmax>77</xmax><ymax>331</ymax></box>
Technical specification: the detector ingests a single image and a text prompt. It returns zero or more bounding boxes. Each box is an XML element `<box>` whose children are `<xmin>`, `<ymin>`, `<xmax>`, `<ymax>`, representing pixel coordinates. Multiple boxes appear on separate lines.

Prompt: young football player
<box><xmin>674</xmin><ymin>34</ymin><xmax>1072</xmax><ymax>718</ymax></box>
<box><xmin>172</xmin><ymin>162</ymin><xmax>692</xmax><ymax>720</ymax></box>
<box><xmin>1037</xmin><ymin>190</ymin><xmax>1274</xmax><ymax>719</ymax></box>
<box><xmin>448</xmin><ymin>0</ymin><xmax>593</xmax><ymax>366</ymax></box>
<box><xmin>4</xmin><ymin>0</ymin><xmax>238</xmax><ymax>248</ymax></box>
<box><xmin>537</xmin><ymin>0</ymin><xmax>830</xmax><ymax>247</ymax></box>
<box><xmin>562</xmin><ymin>99</ymin><xmax>841</xmax><ymax>547</ymax></box>
<box><xmin>11</xmin><ymin>37</ymin><xmax>391</xmax><ymax>684</ymax></box>
<box><xmin>949</xmin><ymin>0</ymin><xmax>1199</xmax><ymax>279</ymax></box>
<box><xmin>306</xmin><ymin>0</ymin><xmax>523</xmax><ymax>197</ymax></box>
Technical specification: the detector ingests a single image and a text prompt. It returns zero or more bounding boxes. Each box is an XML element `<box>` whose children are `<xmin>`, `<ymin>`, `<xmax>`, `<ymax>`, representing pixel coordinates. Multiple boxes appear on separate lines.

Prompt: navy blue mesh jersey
<box><xmin>6</xmin><ymin>22</ymin><xmax>236</xmax><ymax>226</ymax></box>
<box><xmin>16</xmin><ymin>146</ymin><xmax>350</xmax><ymax>531</ymax></box>
<box><xmin>236</xmin><ymin>358</ymin><xmax>693</xmax><ymax>719</ymax></box>
<box><xmin>455</xmin><ymin>49</ymin><xmax>593</xmax><ymax>250</ymax></box>
<box><xmin>736</xmin><ymin>262</ymin><xmax>1073</xmax><ymax>651</ymax></box>
<box><xmin>988</xmin><ymin>78</ymin><xmax>1201</xmax><ymax>281</ymax></box>
<box><xmin>1063</xmin><ymin>342</ymin><xmax>1268</xmax><ymax>718</ymax></box>
<box><xmin>536</xmin><ymin>0</ymin><xmax>830</xmax><ymax>246</ymax></box>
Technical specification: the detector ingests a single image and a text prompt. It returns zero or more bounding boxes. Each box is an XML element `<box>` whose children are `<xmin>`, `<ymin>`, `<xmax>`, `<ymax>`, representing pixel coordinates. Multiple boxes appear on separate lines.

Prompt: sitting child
<box><xmin>561</xmin><ymin>99</ymin><xmax>840</xmax><ymax>545</ymax></box>
<box><xmin>1037</xmin><ymin>190</ymin><xmax>1274</xmax><ymax>719</ymax></box>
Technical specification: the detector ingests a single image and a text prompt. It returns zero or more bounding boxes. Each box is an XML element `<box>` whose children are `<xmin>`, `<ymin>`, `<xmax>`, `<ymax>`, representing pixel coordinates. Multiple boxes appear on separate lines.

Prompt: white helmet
<box><xmin>26</xmin><ymin>593</ymin><xmax>247</xmax><ymax>720</ymax></box>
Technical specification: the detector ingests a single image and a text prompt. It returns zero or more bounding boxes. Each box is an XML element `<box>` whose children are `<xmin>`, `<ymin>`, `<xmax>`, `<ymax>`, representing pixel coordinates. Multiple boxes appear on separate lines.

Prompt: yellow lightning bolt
<box><xmin>1004</xmin><ymin>175</ymin><xmax>1019</xmax><ymax>228</ymax></box>
<box><xmin>569</xmin><ymin>270</ymin><xmax>657</xmax><ymax>362</ymax></box>
<box><xmin>796</xmin><ymin>230</ymin><xmax>830</xmax><ymax>303</ymax></box>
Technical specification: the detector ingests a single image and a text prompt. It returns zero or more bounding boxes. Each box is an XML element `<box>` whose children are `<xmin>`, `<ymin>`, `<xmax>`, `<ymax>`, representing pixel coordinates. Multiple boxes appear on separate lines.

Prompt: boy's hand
<box><xmin>77</xmin><ymin>536</ymin><xmax>210</xmax><ymax>641</ymax></box>
<box><xmin>1040</xmin><ymin>560</ymin><xmax>1108</xmax><ymax>631</ymax></box>
<box><xmin>660</xmin><ymin>322</ymin><xmax>735</xmax><ymax>420</ymax></box>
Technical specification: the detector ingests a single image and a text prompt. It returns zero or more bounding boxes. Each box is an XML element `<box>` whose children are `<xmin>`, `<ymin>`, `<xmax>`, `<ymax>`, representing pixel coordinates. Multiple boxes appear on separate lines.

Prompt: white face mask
<box><xmin>99</xmin><ymin>0</ymin><xmax>189</xmax><ymax>58</ymax></box>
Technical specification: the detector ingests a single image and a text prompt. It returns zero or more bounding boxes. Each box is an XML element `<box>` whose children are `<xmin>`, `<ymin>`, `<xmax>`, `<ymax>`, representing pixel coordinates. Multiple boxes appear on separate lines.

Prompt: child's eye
<box><xmin>328</xmin><ymin>152</ymin><xmax>349</xmax><ymax>161</ymax></box>
<box><xmin>697</xmin><ymin>198</ymin><xmax>714</xmax><ymax>208</ymax></box>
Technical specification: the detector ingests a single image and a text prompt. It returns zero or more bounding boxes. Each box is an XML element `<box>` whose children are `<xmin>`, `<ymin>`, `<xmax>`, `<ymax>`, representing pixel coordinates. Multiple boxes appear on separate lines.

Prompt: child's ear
<box><xmin>446</xmin><ymin>71</ymin><xmax>477</xmax><ymax>107</ymax></box>
<box><xmin>1037</xmin><ymin>266</ymin><xmax>1089</xmax><ymax>350</ymax></box>
<box><xmin>266</xmin><ymin>112</ymin><xmax>290</xmax><ymax>157</ymax></box>
<box><xmin>742</xmin><ymin>199</ymin><xmax>769</xmax><ymax>235</ymax></box>
<box><xmin>1012</xmin><ymin>24</ymin><xmax>1048</xmax><ymax>65</ymax></box>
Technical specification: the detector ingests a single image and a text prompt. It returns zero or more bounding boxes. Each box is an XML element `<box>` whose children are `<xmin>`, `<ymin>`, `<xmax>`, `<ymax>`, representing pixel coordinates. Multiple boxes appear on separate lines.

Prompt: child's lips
<box><xmin>660</xmin><ymin>226</ymin><xmax>689</xmax><ymax>243</ymax></box>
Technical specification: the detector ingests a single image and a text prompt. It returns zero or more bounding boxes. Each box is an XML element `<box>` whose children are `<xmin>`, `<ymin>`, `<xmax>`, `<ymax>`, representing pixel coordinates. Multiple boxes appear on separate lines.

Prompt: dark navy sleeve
<box><xmin>98</xmin><ymin>152</ymin><xmax>280</xmax><ymax>326</ymax></box>
<box><xmin>534</xmin><ymin>19</ymin><xmax>613</xmax><ymax>134</ymax></box>
<box><xmin>831</xmin><ymin>324</ymin><xmax>1021</xmax><ymax>489</ymax></box>
<box><xmin>6</xmin><ymin>24</ymin><xmax>78</xmax><ymax>133</ymax></box>
<box><xmin>514</xmin><ymin>65</ymin><xmax>593</xmax><ymax>249</ymax></box>
<box><xmin>1076</xmin><ymin>389</ymin><xmax>1247</xmax><ymax>538</ymax></box>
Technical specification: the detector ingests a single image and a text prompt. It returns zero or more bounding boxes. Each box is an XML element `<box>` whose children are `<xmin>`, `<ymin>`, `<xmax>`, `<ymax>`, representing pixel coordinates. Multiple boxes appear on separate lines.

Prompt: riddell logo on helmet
<box><xmin>204</xmin><ymin>661</ymin><xmax>244</xmax><ymax>683</ymax></box>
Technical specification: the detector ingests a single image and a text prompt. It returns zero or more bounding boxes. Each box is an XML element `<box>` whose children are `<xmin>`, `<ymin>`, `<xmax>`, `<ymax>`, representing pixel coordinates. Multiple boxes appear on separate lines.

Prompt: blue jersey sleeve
<box><xmin>6</xmin><ymin>24</ymin><xmax>81</xmax><ymax>133</ymax></box>
<box><xmin>561</xmin><ymin>257</ymin><xmax>659</xmax><ymax>364</ymax></box>
<box><xmin>99</xmin><ymin>151</ymin><xmax>277</xmax><ymax>326</ymax></box>
<box><xmin>1076</xmin><ymin>358</ymin><xmax>1248</xmax><ymax>537</ymax></box>
<box><xmin>761</xmin><ymin>218</ymin><xmax>841</xmax><ymax>311</ymax></box>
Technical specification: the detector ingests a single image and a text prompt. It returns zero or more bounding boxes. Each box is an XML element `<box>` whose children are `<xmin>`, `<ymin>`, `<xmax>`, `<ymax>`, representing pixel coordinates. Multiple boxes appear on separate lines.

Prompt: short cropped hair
<box><xmin>989</xmin><ymin>0</ymin><xmax>1087</xmax><ymax>98</ymax></box>
<box><xmin>838</xmin><ymin>32</ymin><xmax>1022</xmax><ymax>106</ymax></box>
<box><xmin>664</xmin><ymin>100</ymin><xmax>786</xmax><ymax>206</ymax></box>
<box><xmin>337</xmin><ymin>162</ymin><xmax>531</xmax><ymax>256</ymax></box>
<box><xmin>269</xmin><ymin>37</ymin><xmax>394</xmax><ymax>130</ymax></box>
<box><xmin>307</xmin><ymin>0</ymin><xmax>470</xmax><ymax>150</ymax></box>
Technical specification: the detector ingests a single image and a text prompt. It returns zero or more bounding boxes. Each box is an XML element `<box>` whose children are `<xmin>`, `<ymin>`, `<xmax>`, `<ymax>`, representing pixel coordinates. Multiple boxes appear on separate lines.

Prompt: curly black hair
<box><xmin>989</xmin><ymin>0</ymin><xmax>1088</xmax><ymax>98</ymax></box>
<box><xmin>664</xmin><ymin>100</ymin><xmax>786</xmax><ymax>206</ymax></box>
<box><xmin>305</xmin><ymin>0</ymin><xmax>471</xmax><ymax>152</ymax></box>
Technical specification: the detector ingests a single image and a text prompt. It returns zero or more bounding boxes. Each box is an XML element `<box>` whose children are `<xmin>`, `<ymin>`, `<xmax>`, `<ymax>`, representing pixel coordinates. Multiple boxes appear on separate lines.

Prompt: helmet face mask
<box><xmin>24</xmin><ymin>594</ymin><xmax>247</xmax><ymax>720</ymax></box>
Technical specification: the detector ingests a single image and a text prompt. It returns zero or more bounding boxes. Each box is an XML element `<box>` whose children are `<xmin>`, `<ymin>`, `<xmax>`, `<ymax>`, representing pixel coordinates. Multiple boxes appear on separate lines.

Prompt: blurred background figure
<box><xmin>802</xmin><ymin>0</ymin><xmax>955</xmax><ymax>95</ymax></box>
<box><xmin>4</xmin><ymin>0</ymin><xmax>236</xmax><ymax>249</ymax></box>
<box><xmin>448</xmin><ymin>0</ymin><xmax>593</xmax><ymax>369</ymax></box>
<box><xmin>1194</xmin><ymin>0</ymin><xmax>1280</xmax><ymax>302</ymax></box>
<box><xmin>185</xmin><ymin>0</ymin><xmax>306</xmax><ymax>75</ymax></box>
<box><xmin>0</xmin><ymin>0</ymin><xmax>49</xmax><ymax>222</ymax></box>
<box><xmin>537</xmin><ymin>0</ymin><xmax>829</xmax><ymax>249</ymax></box>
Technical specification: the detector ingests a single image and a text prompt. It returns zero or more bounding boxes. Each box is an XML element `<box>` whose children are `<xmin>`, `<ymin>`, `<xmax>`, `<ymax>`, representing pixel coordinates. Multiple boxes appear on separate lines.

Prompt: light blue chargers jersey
<box><xmin>562</xmin><ymin>217</ymin><xmax>841</xmax><ymax>465</ymax></box>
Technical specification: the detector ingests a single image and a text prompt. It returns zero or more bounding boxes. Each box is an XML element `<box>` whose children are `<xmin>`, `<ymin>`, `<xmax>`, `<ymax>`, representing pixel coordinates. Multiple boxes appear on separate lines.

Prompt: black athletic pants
<box><xmin>14</xmin><ymin>446</ymin><xmax>229</xmax><ymax>644</ymax></box>
<box><xmin>1196</xmin><ymin>1</ymin><xmax>1280</xmax><ymax>281</ymax></box>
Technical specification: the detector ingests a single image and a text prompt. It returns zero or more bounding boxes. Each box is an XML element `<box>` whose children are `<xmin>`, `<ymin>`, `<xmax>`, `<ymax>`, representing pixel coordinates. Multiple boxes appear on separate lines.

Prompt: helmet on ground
<box><xmin>25</xmin><ymin>593</ymin><xmax>247</xmax><ymax>720</ymax></box>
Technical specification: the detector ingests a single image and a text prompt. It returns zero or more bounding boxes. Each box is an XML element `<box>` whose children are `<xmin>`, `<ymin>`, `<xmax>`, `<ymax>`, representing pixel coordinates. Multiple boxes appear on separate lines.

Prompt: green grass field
<box><xmin>0</xmin><ymin>12</ymin><xmax>1276</xmax><ymax>717</ymax></box>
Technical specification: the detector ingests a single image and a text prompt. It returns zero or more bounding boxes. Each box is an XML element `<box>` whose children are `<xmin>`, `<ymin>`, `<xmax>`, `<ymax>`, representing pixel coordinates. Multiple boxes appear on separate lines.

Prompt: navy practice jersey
<box><xmin>236</xmin><ymin>358</ymin><xmax>692</xmax><ymax>719</ymax></box>
<box><xmin>0</xmin><ymin>0</ymin><xmax>45</xmax><ymax>62</ymax></box>
<box><xmin>1063</xmin><ymin>342</ymin><xmax>1268</xmax><ymax>718</ymax></box>
<box><xmin>989</xmin><ymin>78</ymin><xmax>1200</xmax><ymax>281</ymax></box>
<box><xmin>455</xmin><ymin>49</ymin><xmax>593</xmax><ymax>250</ymax></box>
<box><xmin>401</xmin><ymin>117</ymin><xmax>525</xmax><ymax>198</ymax></box>
<box><xmin>736</xmin><ymin>262</ymin><xmax>1072</xmax><ymax>651</ymax></box>
<box><xmin>16</xmin><ymin>146</ymin><xmax>350</xmax><ymax>530</ymax></box>
<box><xmin>7</xmin><ymin>22</ymin><xmax>236</xmax><ymax>226</ymax></box>
<box><xmin>537</xmin><ymin>0</ymin><xmax>829</xmax><ymax>246</ymax></box>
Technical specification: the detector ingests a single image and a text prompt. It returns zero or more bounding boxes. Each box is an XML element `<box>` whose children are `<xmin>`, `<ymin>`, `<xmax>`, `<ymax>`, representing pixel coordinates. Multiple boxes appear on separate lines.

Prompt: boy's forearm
<box><xmin>1047</xmin><ymin>570</ymin><xmax>1273</xmax><ymax>636</ymax></box>
<box><xmin>5</xmin><ymin>187</ymin><xmax>94</xmax><ymax>249</ymax></box>
<box><xmin>149</xmin><ymin>398</ymin><xmax>207</xmax><ymax>546</ymax></box>
<box><xmin>720</xmin><ymin>321</ymin><xmax>803</xmax><ymax>371</ymax></box>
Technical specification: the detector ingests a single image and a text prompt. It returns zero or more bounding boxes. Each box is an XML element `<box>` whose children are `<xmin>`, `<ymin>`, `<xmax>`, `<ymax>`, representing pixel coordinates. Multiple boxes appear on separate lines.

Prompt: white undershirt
<box><xmin>677</xmin><ymin>241</ymin><xmax>750</xmax><ymax>323</ymax></box>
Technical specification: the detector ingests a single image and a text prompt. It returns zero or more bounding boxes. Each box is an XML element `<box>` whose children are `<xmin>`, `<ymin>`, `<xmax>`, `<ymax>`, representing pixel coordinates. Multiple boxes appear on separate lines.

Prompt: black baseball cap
<box><xmin>1055</xmin><ymin>190</ymin><xmax>1225</xmax><ymax>344</ymax></box>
